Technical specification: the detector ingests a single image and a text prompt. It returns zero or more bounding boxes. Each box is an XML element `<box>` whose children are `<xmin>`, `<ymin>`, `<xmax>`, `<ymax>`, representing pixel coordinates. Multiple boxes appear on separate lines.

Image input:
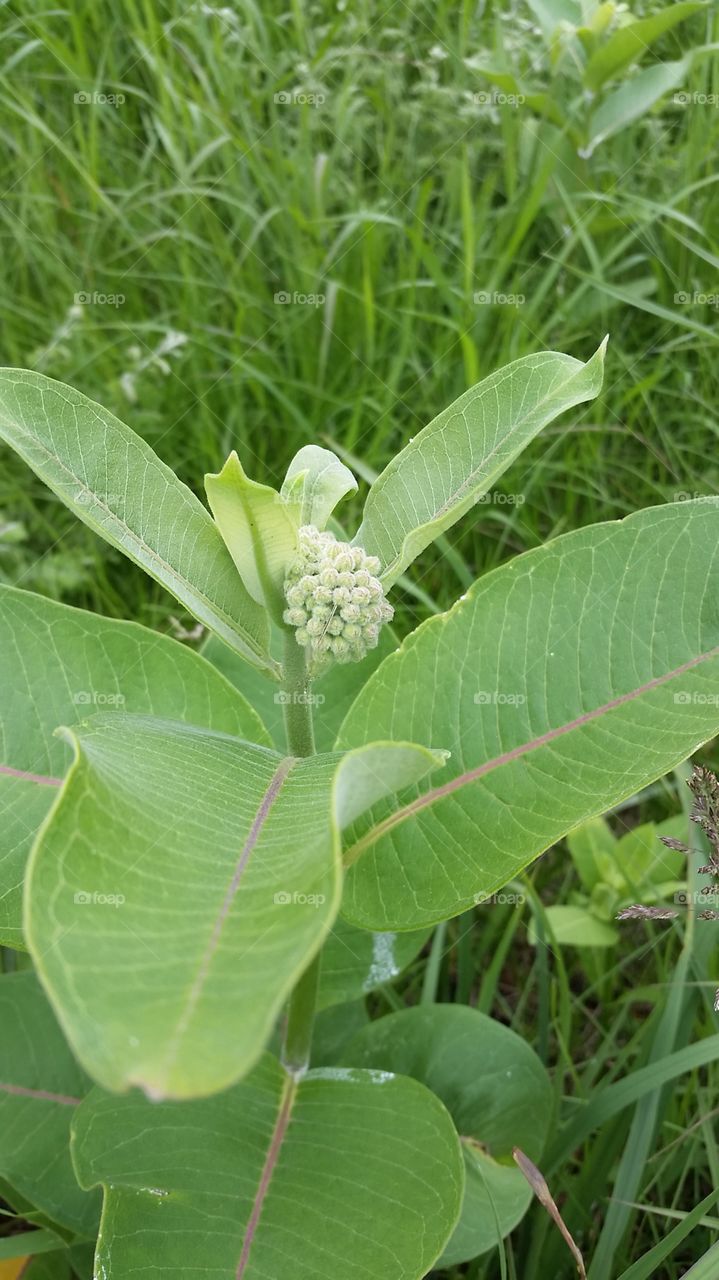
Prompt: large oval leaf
<box><xmin>0</xmin><ymin>369</ymin><xmax>275</xmax><ymax>674</ymax></box>
<box><xmin>26</xmin><ymin>715</ymin><xmax>444</xmax><ymax>1098</ymax></box>
<box><xmin>0</xmin><ymin>971</ymin><xmax>99</xmax><ymax>1235</ymax></box>
<box><xmin>0</xmin><ymin>585</ymin><xmax>269</xmax><ymax>948</ymax></box>
<box><xmin>342</xmin><ymin>1005</ymin><xmax>553</xmax><ymax>1265</ymax></box>
<box><xmin>338</xmin><ymin>500</ymin><xmax>719</xmax><ymax>929</ymax></box>
<box><xmin>72</xmin><ymin>1054</ymin><xmax>464</xmax><ymax>1280</ymax></box>
<box><xmin>353</xmin><ymin>341</ymin><xmax>606</xmax><ymax>587</ymax></box>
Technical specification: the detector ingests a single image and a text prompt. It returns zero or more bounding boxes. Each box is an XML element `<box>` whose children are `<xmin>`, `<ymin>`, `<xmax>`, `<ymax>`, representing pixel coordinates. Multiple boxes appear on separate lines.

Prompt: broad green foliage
<box><xmin>530</xmin><ymin>814</ymin><xmax>688</xmax><ymax>948</ymax></box>
<box><xmin>583</xmin><ymin>3</ymin><xmax>706</xmax><ymax>90</ymax></box>
<box><xmin>0</xmin><ymin>369</ymin><xmax>275</xmax><ymax>674</ymax></box>
<box><xmin>483</xmin><ymin>1</ymin><xmax>711</xmax><ymax>159</ymax></box>
<box><xmin>280</xmin><ymin>445</ymin><xmax>358</xmax><ymax>529</ymax></box>
<box><xmin>0</xmin><ymin>971</ymin><xmax>98</xmax><ymax>1235</ymax></box>
<box><xmin>338</xmin><ymin>500</ymin><xmax>719</xmax><ymax>929</ymax></box>
<box><xmin>354</xmin><ymin>342</ymin><xmax>607</xmax><ymax>587</ymax></box>
<box><xmin>0</xmin><ymin>585</ymin><xmax>269</xmax><ymax>948</ymax></box>
<box><xmin>72</xmin><ymin>1054</ymin><xmax>464</xmax><ymax>1280</ymax></box>
<box><xmin>343</xmin><ymin>1006</ymin><xmax>552</xmax><ymax>1265</ymax></box>
<box><xmin>205</xmin><ymin>451</ymin><xmax>299</xmax><ymax>620</ymax></box>
<box><xmin>26</xmin><ymin>714</ymin><xmax>443</xmax><ymax>1098</ymax></box>
<box><xmin>2</xmin><ymin>340</ymin><xmax>718</xmax><ymax>1280</ymax></box>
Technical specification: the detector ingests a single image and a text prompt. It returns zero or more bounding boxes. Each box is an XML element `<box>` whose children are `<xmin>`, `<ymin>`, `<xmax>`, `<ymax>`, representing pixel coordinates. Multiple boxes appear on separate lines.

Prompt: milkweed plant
<box><xmin>0</xmin><ymin>339</ymin><xmax>718</xmax><ymax>1279</ymax></box>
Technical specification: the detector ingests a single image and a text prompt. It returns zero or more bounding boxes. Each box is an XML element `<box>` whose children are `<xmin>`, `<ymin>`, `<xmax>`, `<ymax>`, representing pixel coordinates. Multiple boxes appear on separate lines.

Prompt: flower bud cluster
<box><xmin>283</xmin><ymin>525</ymin><xmax>393</xmax><ymax>667</ymax></box>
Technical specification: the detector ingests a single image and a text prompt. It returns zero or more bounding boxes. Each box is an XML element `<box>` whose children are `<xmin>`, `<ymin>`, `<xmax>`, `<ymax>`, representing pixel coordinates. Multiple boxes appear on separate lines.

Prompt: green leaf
<box><xmin>318</xmin><ymin>918</ymin><xmax>430</xmax><ymax>1010</ymax></box>
<box><xmin>280</xmin><ymin>445</ymin><xmax>358</xmax><ymax>529</ymax></box>
<box><xmin>205</xmin><ymin>451</ymin><xmax>299</xmax><ymax>621</ymax></box>
<box><xmin>0</xmin><ymin>971</ymin><xmax>99</xmax><ymax>1235</ymax></box>
<box><xmin>72</xmin><ymin>1054</ymin><xmax>464</xmax><ymax>1279</ymax></box>
<box><xmin>26</xmin><ymin>716</ymin><xmax>443</xmax><ymax>1098</ymax></box>
<box><xmin>586</xmin><ymin>57</ymin><xmax>693</xmax><ymax>154</ymax></box>
<box><xmin>353</xmin><ymin>341</ymin><xmax>607</xmax><ymax>588</ymax></box>
<box><xmin>584</xmin><ymin>3</ymin><xmax>706</xmax><ymax>91</ymax></box>
<box><xmin>525</xmin><ymin>0</ymin><xmax>582</xmax><ymax>40</ymax></box>
<box><xmin>342</xmin><ymin>1005</ymin><xmax>552</xmax><ymax>1265</ymax></box>
<box><xmin>202</xmin><ymin>622</ymin><xmax>398</xmax><ymax>753</ymax></box>
<box><xmin>0</xmin><ymin>585</ymin><xmax>269</xmax><ymax>948</ymax></box>
<box><xmin>337</xmin><ymin>499</ymin><xmax>719</xmax><ymax>929</ymax></box>
<box><xmin>530</xmin><ymin>904</ymin><xmax>619</xmax><ymax>948</ymax></box>
<box><xmin>567</xmin><ymin>816</ymin><xmax>617</xmax><ymax>892</ymax></box>
<box><xmin>0</xmin><ymin>369</ymin><xmax>275</xmax><ymax>674</ymax></box>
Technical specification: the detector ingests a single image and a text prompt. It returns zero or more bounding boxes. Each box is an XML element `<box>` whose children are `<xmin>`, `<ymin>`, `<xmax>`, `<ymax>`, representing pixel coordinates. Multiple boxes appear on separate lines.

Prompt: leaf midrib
<box><xmin>236</xmin><ymin>1070</ymin><xmax>298</xmax><ymax>1278</ymax></box>
<box><xmin>344</xmin><ymin>645</ymin><xmax>719</xmax><ymax>865</ymax></box>
<box><xmin>155</xmin><ymin>756</ymin><xmax>297</xmax><ymax>1090</ymax></box>
<box><xmin>365</xmin><ymin>354</ymin><xmax>591</xmax><ymax>573</ymax></box>
<box><xmin>0</xmin><ymin>411</ymin><xmax>275</xmax><ymax>671</ymax></box>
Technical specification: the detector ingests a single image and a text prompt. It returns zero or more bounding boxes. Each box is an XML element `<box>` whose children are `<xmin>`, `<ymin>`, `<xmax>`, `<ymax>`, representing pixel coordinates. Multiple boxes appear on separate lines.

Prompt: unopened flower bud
<box><xmin>283</xmin><ymin>525</ymin><xmax>393</xmax><ymax>671</ymax></box>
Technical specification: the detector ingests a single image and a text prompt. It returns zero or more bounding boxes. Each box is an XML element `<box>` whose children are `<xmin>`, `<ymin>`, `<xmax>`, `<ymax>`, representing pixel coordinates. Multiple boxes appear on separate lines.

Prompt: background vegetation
<box><xmin>1</xmin><ymin>1</ymin><xmax>718</xmax><ymax>1276</ymax></box>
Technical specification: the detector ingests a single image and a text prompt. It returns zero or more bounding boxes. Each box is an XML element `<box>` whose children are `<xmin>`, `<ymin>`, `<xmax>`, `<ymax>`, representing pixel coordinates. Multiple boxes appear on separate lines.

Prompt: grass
<box><xmin>0</xmin><ymin>1</ymin><xmax>718</xmax><ymax>1276</ymax></box>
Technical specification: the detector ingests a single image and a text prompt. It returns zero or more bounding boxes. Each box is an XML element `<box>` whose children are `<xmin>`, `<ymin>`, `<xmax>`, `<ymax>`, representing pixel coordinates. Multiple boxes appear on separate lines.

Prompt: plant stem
<box><xmin>281</xmin><ymin>630</ymin><xmax>319</xmax><ymax>1073</ymax></box>
<box><xmin>282</xmin><ymin>951</ymin><xmax>321</xmax><ymax>1074</ymax></box>
<box><xmin>281</xmin><ymin>632</ymin><xmax>315</xmax><ymax>758</ymax></box>
<box><xmin>421</xmin><ymin>920</ymin><xmax>448</xmax><ymax>1004</ymax></box>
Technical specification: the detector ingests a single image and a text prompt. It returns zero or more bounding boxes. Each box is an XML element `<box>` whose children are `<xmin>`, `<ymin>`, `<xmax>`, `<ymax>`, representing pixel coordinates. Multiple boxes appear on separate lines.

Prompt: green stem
<box><xmin>421</xmin><ymin>920</ymin><xmax>448</xmax><ymax>1004</ymax></box>
<box><xmin>281</xmin><ymin>631</ymin><xmax>319</xmax><ymax>1073</ymax></box>
<box><xmin>281</xmin><ymin>632</ymin><xmax>315</xmax><ymax>758</ymax></box>
<box><xmin>282</xmin><ymin>951</ymin><xmax>321</xmax><ymax>1074</ymax></box>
